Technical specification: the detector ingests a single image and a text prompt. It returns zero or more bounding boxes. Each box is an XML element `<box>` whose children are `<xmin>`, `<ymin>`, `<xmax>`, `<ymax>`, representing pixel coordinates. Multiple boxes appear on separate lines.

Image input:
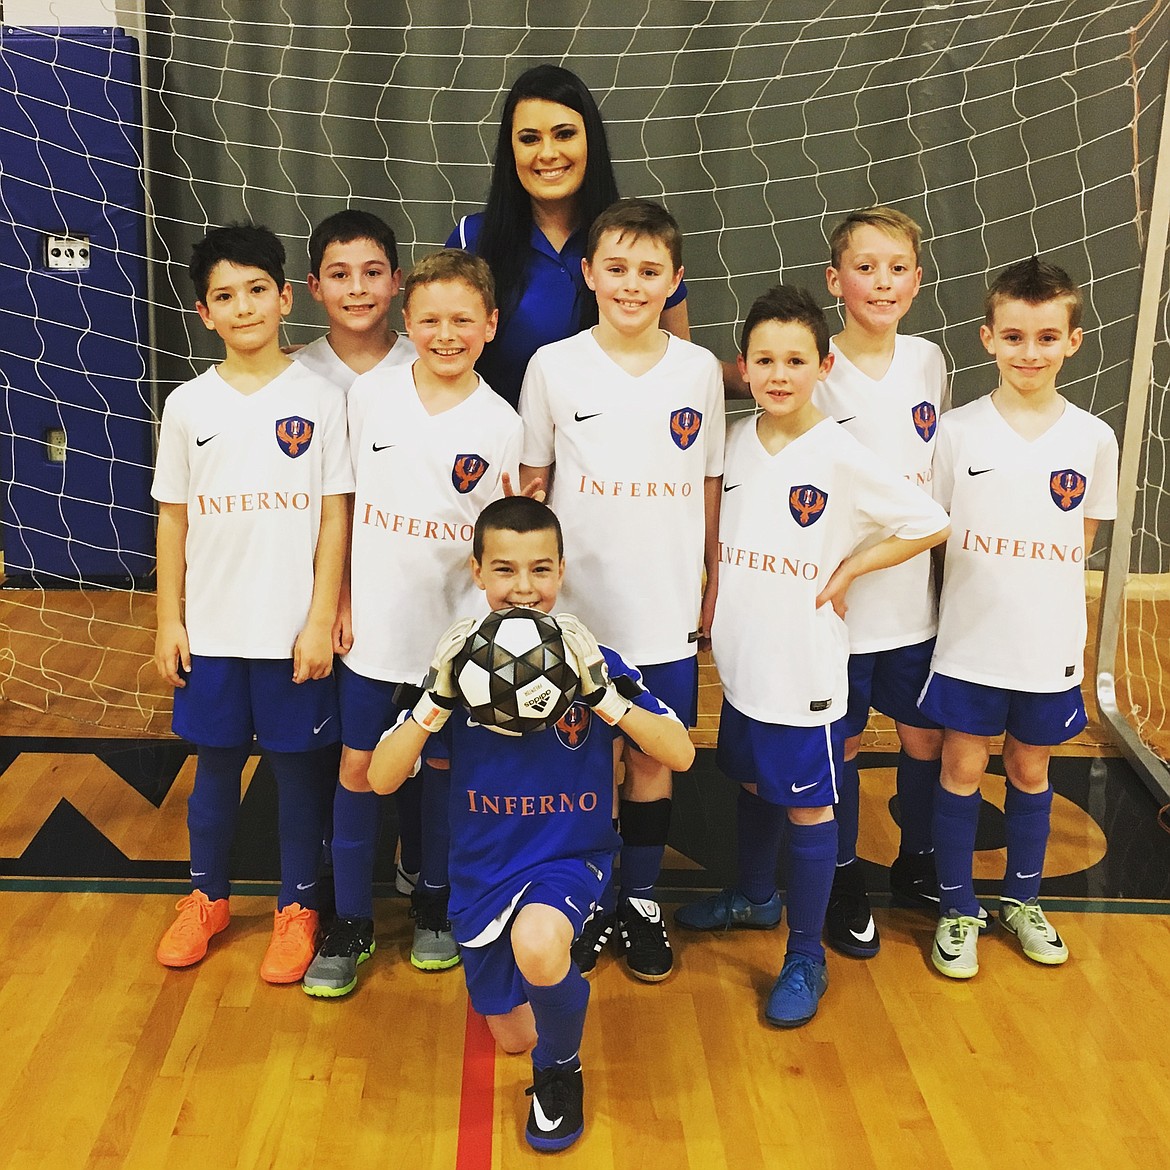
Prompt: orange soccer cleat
<box><xmin>260</xmin><ymin>903</ymin><xmax>319</xmax><ymax>984</ymax></box>
<box><xmin>157</xmin><ymin>890</ymin><xmax>231</xmax><ymax>968</ymax></box>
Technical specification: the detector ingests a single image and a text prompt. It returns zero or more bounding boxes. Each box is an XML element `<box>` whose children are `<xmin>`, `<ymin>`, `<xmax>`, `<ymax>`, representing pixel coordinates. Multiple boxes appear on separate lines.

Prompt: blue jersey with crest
<box><xmin>439</xmin><ymin>646</ymin><xmax>674</xmax><ymax>944</ymax></box>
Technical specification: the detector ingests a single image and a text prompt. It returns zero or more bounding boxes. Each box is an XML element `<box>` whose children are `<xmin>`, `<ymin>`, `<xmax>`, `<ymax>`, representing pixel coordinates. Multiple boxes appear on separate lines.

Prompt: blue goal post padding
<box><xmin>0</xmin><ymin>26</ymin><xmax>154</xmax><ymax>586</ymax></box>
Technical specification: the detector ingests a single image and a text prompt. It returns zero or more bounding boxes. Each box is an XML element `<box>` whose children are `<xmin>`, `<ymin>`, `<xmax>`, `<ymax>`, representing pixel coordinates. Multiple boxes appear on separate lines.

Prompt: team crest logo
<box><xmin>555</xmin><ymin>703</ymin><xmax>591</xmax><ymax>750</ymax></box>
<box><xmin>275</xmin><ymin>416</ymin><xmax>314</xmax><ymax>458</ymax></box>
<box><xmin>452</xmin><ymin>453</ymin><xmax>489</xmax><ymax>494</ymax></box>
<box><xmin>911</xmin><ymin>401</ymin><xmax>938</xmax><ymax>442</ymax></box>
<box><xmin>670</xmin><ymin>407</ymin><xmax>703</xmax><ymax>450</ymax></box>
<box><xmin>789</xmin><ymin>484</ymin><xmax>828</xmax><ymax>528</ymax></box>
<box><xmin>1049</xmin><ymin>468</ymin><xmax>1086</xmax><ymax>511</ymax></box>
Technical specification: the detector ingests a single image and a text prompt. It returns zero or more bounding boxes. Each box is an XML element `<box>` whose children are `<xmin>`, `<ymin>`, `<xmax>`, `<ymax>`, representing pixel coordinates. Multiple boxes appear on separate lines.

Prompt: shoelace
<box><xmin>525</xmin><ymin>1066</ymin><xmax>574</xmax><ymax>1114</ymax></box>
<box><xmin>411</xmin><ymin>892</ymin><xmax>451</xmax><ymax>933</ymax></box>
<box><xmin>1005</xmin><ymin>900</ymin><xmax>1050</xmax><ymax>935</ymax></box>
<box><xmin>782</xmin><ymin>957</ymin><xmax>818</xmax><ymax>994</ymax></box>
<box><xmin>321</xmin><ymin>918</ymin><xmax>372</xmax><ymax>958</ymax></box>
<box><xmin>944</xmin><ymin>914</ymin><xmax>982</xmax><ymax>944</ymax></box>
<box><xmin>171</xmin><ymin>894</ymin><xmax>216</xmax><ymax>938</ymax></box>
<box><xmin>273</xmin><ymin>905</ymin><xmax>315</xmax><ymax>938</ymax></box>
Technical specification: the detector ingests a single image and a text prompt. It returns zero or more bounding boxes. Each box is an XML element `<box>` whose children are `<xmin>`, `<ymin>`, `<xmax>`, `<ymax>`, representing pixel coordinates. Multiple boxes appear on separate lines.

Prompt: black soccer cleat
<box><xmin>525</xmin><ymin>1063</ymin><xmax>585</xmax><ymax>1152</ymax></box>
<box><xmin>571</xmin><ymin>911</ymin><xmax>615</xmax><ymax>976</ymax></box>
<box><xmin>889</xmin><ymin>851</ymin><xmax>941</xmax><ymax>911</ymax></box>
<box><xmin>617</xmin><ymin>897</ymin><xmax>673</xmax><ymax>981</ymax></box>
<box><xmin>824</xmin><ymin>862</ymin><xmax>880</xmax><ymax>959</ymax></box>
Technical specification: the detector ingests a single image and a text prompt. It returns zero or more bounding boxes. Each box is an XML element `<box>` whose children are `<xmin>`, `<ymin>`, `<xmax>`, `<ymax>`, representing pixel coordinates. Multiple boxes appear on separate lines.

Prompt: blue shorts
<box><xmin>172</xmin><ymin>655</ymin><xmax>340</xmax><ymax>752</ymax></box>
<box><xmin>637</xmin><ymin>656</ymin><xmax>699</xmax><ymax>728</ymax></box>
<box><xmin>337</xmin><ymin>659</ymin><xmax>403</xmax><ymax>751</ymax></box>
<box><xmin>460</xmin><ymin>856</ymin><xmax>612</xmax><ymax>1017</ymax></box>
<box><xmin>716</xmin><ymin>700</ymin><xmax>845</xmax><ymax>808</ymax></box>
<box><xmin>843</xmin><ymin>637</ymin><xmax>941</xmax><ymax>738</ymax></box>
<box><xmin>917</xmin><ymin>671</ymin><xmax>1087</xmax><ymax>746</ymax></box>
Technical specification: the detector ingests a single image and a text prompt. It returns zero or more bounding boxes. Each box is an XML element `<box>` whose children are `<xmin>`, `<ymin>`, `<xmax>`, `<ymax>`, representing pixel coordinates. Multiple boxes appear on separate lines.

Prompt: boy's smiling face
<box><xmin>980</xmin><ymin>296</ymin><xmax>1082</xmax><ymax>397</ymax></box>
<box><xmin>471</xmin><ymin>527</ymin><xmax>565</xmax><ymax>613</ymax></box>
<box><xmin>583</xmin><ymin>229</ymin><xmax>682</xmax><ymax>339</ymax></box>
<box><xmin>307</xmin><ymin>238</ymin><xmax>400</xmax><ymax>335</ymax></box>
<box><xmin>827</xmin><ymin>223</ymin><xmax>921</xmax><ymax>333</ymax></box>
<box><xmin>404</xmin><ymin>277</ymin><xmax>498</xmax><ymax>384</ymax></box>
<box><xmin>196</xmin><ymin>261</ymin><xmax>291</xmax><ymax>350</ymax></box>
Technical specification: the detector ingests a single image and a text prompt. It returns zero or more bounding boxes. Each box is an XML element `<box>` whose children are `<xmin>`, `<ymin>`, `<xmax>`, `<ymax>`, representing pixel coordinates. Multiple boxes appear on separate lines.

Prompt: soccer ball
<box><xmin>452</xmin><ymin>607</ymin><xmax>579</xmax><ymax>735</ymax></box>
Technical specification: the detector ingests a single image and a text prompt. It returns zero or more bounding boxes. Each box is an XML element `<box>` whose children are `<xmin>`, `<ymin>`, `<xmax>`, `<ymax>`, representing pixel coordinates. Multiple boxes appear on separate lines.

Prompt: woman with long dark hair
<box><xmin>446</xmin><ymin>64</ymin><xmax>689</xmax><ymax>406</ymax></box>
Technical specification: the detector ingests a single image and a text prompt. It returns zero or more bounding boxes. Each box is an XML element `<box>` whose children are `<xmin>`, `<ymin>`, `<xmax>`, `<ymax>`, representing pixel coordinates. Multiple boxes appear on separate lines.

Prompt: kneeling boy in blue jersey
<box><xmin>921</xmin><ymin>258</ymin><xmax>1118</xmax><ymax>979</ymax></box>
<box><xmin>676</xmin><ymin>286</ymin><xmax>948</xmax><ymax>1027</ymax></box>
<box><xmin>368</xmin><ymin>496</ymin><xmax>694</xmax><ymax>1152</ymax></box>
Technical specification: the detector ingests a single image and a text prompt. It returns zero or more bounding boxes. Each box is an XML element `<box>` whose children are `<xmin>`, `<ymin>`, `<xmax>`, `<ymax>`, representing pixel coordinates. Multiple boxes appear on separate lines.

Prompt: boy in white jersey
<box><xmin>301</xmin><ymin>250</ymin><xmax>524</xmax><ymax>997</ymax></box>
<box><xmin>519</xmin><ymin>198</ymin><xmax>724</xmax><ymax>981</ymax></box>
<box><xmin>675</xmin><ymin>286</ymin><xmax>948</xmax><ymax>1027</ymax></box>
<box><xmin>816</xmin><ymin>207</ymin><xmax>951</xmax><ymax>958</ymax></box>
<box><xmin>152</xmin><ymin>223</ymin><xmax>352</xmax><ymax>982</ymax></box>
<box><xmin>367</xmin><ymin>496</ymin><xmax>694</xmax><ymax>1152</ymax></box>
<box><xmin>293</xmin><ymin>208</ymin><xmax>414</xmax><ymax>395</ymax></box>
<box><xmin>920</xmin><ymin>258</ymin><xmax>1118</xmax><ymax>979</ymax></box>
<box><xmin>291</xmin><ymin>210</ymin><xmax>427</xmax><ymax>942</ymax></box>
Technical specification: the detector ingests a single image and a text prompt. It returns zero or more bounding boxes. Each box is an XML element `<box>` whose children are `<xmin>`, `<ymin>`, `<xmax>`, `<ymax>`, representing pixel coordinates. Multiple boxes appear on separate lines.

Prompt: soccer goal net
<box><xmin>0</xmin><ymin>1</ymin><xmax>1167</xmax><ymax>756</ymax></box>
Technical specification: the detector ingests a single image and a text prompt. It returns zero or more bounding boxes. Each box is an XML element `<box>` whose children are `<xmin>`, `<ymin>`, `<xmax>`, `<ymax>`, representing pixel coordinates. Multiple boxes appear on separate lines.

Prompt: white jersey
<box><xmin>151</xmin><ymin>362</ymin><xmax>353</xmax><ymax>658</ymax></box>
<box><xmin>812</xmin><ymin>334</ymin><xmax>948</xmax><ymax>653</ymax></box>
<box><xmin>345</xmin><ymin>364</ymin><xmax>523</xmax><ymax>683</ymax></box>
<box><xmin>520</xmin><ymin>329</ymin><xmax>725</xmax><ymax>665</ymax></box>
<box><xmin>712</xmin><ymin>416</ymin><xmax>949</xmax><ymax>726</ymax></box>
<box><xmin>292</xmin><ymin>333</ymin><xmax>416</xmax><ymax>397</ymax></box>
<box><xmin>930</xmin><ymin>394</ymin><xmax>1118</xmax><ymax>692</ymax></box>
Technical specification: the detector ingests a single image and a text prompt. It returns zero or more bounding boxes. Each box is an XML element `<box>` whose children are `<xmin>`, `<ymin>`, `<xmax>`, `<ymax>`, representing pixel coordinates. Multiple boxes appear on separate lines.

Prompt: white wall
<box><xmin>6</xmin><ymin>0</ymin><xmax>144</xmax><ymax>37</ymax></box>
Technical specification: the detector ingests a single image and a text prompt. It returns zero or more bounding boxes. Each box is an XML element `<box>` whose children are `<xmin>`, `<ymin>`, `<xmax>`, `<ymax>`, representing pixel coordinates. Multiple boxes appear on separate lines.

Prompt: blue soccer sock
<box><xmin>394</xmin><ymin>772</ymin><xmax>423</xmax><ymax>877</ymax></box>
<box><xmin>896</xmin><ymin>751</ymin><xmax>940</xmax><ymax>856</ymax></box>
<box><xmin>1001</xmin><ymin>783</ymin><xmax>1053</xmax><ymax>904</ymax></box>
<box><xmin>735</xmin><ymin>787</ymin><xmax>785</xmax><ymax>905</ymax></box>
<box><xmin>331</xmin><ymin>785</ymin><xmax>381</xmax><ymax>920</ymax></box>
<box><xmin>835</xmin><ymin>756</ymin><xmax>860</xmax><ymax>867</ymax></box>
<box><xmin>784</xmin><ymin>819</ymin><xmax>838</xmax><ymax>964</ymax></box>
<box><xmin>268</xmin><ymin>746</ymin><xmax>335</xmax><ymax>911</ymax></box>
<box><xmin>419</xmin><ymin>762</ymin><xmax>452</xmax><ymax>892</ymax></box>
<box><xmin>524</xmin><ymin>965</ymin><xmax>590</xmax><ymax>1071</ymax></box>
<box><xmin>187</xmin><ymin>744</ymin><xmax>250</xmax><ymax>902</ymax></box>
<box><xmin>931</xmin><ymin>786</ymin><xmax>983</xmax><ymax>917</ymax></box>
<box><xmin>618</xmin><ymin>798</ymin><xmax>671</xmax><ymax>903</ymax></box>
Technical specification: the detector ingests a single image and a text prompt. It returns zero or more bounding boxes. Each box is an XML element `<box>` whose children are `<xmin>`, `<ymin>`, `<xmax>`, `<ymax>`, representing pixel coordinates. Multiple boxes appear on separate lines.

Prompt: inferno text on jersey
<box><xmin>465</xmin><ymin>789</ymin><xmax>601</xmax><ymax>815</ymax></box>
<box><xmin>358</xmin><ymin>502</ymin><xmax>474</xmax><ymax>542</ymax></box>
<box><xmin>196</xmin><ymin>491</ymin><xmax>309</xmax><ymax>515</ymax></box>
<box><xmin>959</xmin><ymin>528</ymin><xmax>1085</xmax><ymax>562</ymax></box>
<box><xmin>575</xmin><ymin>475</ymin><xmax>694</xmax><ymax>499</ymax></box>
<box><xmin>719</xmin><ymin>541</ymin><xmax>820</xmax><ymax>579</ymax></box>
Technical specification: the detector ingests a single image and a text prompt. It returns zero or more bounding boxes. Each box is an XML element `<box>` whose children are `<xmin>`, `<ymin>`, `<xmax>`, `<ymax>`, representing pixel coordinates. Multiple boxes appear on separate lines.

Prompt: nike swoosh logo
<box><xmin>372</xmin><ymin>442</ymin><xmax>395</xmax><ymax>452</ymax></box>
<box><xmin>532</xmin><ymin>1095</ymin><xmax>564</xmax><ymax>1133</ymax></box>
<box><xmin>849</xmin><ymin>919</ymin><xmax>876</xmax><ymax>943</ymax></box>
<box><xmin>837</xmin><ymin>416</ymin><xmax>857</xmax><ymax>424</ymax></box>
<box><xmin>297</xmin><ymin>881</ymin><xmax>315</xmax><ymax>891</ymax></box>
<box><xmin>196</xmin><ymin>434</ymin><xmax>218</xmax><ymax>446</ymax></box>
<box><xmin>723</xmin><ymin>483</ymin><xmax>741</xmax><ymax>493</ymax></box>
<box><xmin>190</xmin><ymin>871</ymin><xmax>207</xmax><ymax>877</ymax></box>
<box><xmin>940</xmin><ymin>883</ymin><xmax>962</xmax><ymax>891</ymax></box>
<box><xmin>791</xmin><ymin>781</ymin><xmax>818</xmax><ymax>793</ymax></box>
<box><xmin>574</xmin><ymin>411</ymin><xmax>602</xmax><ymax>422</ymax></box>
<box><xmin>1015</xmin><ymin>871</ymin><xmax>1040</xmax><ymax>880</ymax></box>
<box><xmin>313</xmin><ymin>717</ymin><xmax>333</xmax><ymax>734</ymax></box>
<box><xmin>1065</xmin><ymin>711</ymin><xmax>1078</xmax><ymax>727</ymax></box>
<box><xmin>565</xmin><ymin>896</ymin><xmax>580</xmax><ymax>914</ymax></box>
<box><xmin>967</xmin><ymin>467</ymin><xmax>994</xmax><ymax>476</ymax></box>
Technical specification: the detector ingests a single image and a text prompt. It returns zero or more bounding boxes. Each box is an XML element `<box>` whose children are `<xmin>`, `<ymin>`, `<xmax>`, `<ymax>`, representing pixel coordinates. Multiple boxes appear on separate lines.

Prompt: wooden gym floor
<box><xmin>2</xmin><ymin>584</ymin><xmax>1170</xmax><ymax>1167</ymax></box>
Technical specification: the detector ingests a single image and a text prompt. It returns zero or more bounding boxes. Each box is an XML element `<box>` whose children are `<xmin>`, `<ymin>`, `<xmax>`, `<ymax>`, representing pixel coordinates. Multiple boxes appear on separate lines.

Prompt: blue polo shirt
<box><xmin>446</xmin><ymin>212</ymin><xmax>688</xmax><ymax>408</ymax></box>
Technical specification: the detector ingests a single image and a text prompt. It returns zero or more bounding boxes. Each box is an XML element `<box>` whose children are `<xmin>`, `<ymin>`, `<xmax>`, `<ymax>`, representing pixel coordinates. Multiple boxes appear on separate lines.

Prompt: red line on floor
<box><xmin>455</xmin><ymin>999</ymin><xmax>496</xmax><ymax>1170</ymax></box>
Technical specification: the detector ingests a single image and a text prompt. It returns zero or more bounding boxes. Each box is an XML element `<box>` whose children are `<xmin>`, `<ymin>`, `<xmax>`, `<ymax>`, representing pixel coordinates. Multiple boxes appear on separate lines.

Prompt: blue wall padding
<box><xmin>0</xmin><ymin>26</ymin><xmax>153</xmax><ymax>585</ymax></box>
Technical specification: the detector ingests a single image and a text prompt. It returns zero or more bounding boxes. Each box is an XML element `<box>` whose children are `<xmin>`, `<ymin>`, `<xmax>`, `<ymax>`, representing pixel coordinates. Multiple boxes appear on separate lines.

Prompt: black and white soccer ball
<box><xmin>452</xmin><ymin>607</ymin><xmax>579</xmax><ymax>735</ymax></box>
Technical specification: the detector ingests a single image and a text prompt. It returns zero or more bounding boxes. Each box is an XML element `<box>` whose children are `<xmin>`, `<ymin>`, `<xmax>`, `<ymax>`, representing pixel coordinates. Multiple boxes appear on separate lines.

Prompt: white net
<box><xmin>0</xmin><ymin>0</ymin><xmax>1167</xmax><ymax>739</ymax></box>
